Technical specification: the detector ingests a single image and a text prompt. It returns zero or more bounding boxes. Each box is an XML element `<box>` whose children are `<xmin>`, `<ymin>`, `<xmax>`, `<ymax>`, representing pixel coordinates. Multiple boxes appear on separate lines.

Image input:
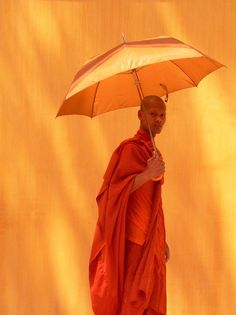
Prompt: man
<box><xmin>89</xmin><ymin>95</ymin><xmax>169</xmax><ymax>315</ymax></box>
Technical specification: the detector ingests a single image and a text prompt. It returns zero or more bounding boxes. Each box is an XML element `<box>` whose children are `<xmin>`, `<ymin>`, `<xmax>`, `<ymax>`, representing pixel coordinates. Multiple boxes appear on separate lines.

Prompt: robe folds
<box><xmin>89</xmin><ymin>129</ymin><xmax>166</xmax><ymax>315</ymax></box>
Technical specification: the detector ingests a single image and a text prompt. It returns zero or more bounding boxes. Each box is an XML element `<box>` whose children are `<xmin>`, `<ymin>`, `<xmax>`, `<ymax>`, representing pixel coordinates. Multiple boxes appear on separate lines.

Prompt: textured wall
<box><xmin>1</xmin><ymin>1</ymin><xmax>235</xmax><ymax>314</ymax></box>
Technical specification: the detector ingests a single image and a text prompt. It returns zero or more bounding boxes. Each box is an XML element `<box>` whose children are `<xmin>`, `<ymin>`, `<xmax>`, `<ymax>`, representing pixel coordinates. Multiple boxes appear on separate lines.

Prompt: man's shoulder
<box><xmin>115</xmin><ymin>136</ymin><xmax>143</xmax><ymax>154</ymax></box>
<box><xmin>113</xmin><ymin>135</ymin><xmax>152</xmax><ymax>161</ymax></box>
<box><xmin>119</xmin><ymin>134</ymin><xmax>146</xmax><ymax>148</ymax></box>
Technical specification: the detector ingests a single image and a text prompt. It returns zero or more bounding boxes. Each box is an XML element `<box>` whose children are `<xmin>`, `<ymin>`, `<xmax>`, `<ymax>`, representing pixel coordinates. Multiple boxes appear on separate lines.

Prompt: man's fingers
<box><xmin>148</xmin><ymin>156</ymin><xmax>165</xmax><ymax>165</ymax></box>
<box><xmin>148</xmin><ymin>155</ymin><xmax>156</xmax><ymax>162</ymax></box>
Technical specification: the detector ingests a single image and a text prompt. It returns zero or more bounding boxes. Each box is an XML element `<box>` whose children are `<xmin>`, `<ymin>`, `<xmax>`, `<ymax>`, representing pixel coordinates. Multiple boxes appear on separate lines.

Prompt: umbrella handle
<box><xmin>160</xmin><ymin>83</ymin><xmax>169</xmax><ymax>102</ymax></box>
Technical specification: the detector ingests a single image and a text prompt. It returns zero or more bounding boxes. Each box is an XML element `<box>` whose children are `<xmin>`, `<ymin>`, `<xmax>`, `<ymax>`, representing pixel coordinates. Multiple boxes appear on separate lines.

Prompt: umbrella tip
<box><xmin>121</xmin><ymin>32</ymin><xmax>126</xmax><ymax>43</ymax></box>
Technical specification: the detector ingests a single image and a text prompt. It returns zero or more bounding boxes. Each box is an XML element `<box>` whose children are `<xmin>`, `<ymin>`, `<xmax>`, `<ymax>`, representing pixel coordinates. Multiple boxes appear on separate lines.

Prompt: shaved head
<box><xmin>140</xmin><ymin>95</ymin><xmax>166</xmax><ymax>111</ymax></box>
<box><xmin>138</xmin><ymin>95</ymin><xmax>166</xmax><ymax>136</ymax></box>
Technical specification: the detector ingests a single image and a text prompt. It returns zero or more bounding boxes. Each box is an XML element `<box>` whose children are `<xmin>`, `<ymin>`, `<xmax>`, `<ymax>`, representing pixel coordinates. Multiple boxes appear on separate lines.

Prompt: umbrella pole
<box><xmin>123</xmin><ymin>36</ymin><xmax>156</xmax><ymax>154</ymax></box>
<box><xmin>132</xmin><ymin>69</ymin><xmax>158</xmax><ymax>156</ymax></box>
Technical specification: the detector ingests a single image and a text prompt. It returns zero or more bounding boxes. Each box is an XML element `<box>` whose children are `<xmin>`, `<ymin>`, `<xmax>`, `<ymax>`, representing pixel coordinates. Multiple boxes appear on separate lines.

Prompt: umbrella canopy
<box><xmin>57</xmin><ymin>36</ymin><xmax>224</xmax><ymax>118</ymax></box>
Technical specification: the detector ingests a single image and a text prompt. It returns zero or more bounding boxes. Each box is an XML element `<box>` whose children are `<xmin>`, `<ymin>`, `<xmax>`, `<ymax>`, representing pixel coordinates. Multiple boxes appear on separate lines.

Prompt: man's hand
<box><xmin>130</xmin><ymin>153</ymin><xmax>165</xmax><ymax>193</ymax></box>
<box><xmin>146</xmin><ymin>153</ymin><xmax>165</xmax><ymax>180</ymax></box>
<box><xmin>165</xmin><ymin>242</ymin><xmax>170</xmax><ymax>262</ymax></box>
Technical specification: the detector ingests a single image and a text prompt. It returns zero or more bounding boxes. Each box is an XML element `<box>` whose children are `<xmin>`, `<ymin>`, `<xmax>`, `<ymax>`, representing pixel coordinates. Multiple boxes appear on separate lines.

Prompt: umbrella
<box><xmin>56</xmin><ymin>36</ymin><xmax>224</xmax><ymax>118</ymax></box>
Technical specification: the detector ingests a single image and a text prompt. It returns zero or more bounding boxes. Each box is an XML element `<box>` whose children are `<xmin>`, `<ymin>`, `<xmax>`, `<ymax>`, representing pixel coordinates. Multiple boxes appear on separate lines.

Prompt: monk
<box><xmin>89</xmin><ymin>95</ymin><xmax>169</xmax><ymax>315</ymax></box>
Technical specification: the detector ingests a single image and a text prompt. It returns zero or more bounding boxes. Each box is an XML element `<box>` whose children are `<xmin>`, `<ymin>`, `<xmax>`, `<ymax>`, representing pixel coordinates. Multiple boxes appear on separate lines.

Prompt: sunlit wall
<box><xmin>1</xmin><ymin>1</ymin><xmax>235</xmax><ymax>315</ymax></box>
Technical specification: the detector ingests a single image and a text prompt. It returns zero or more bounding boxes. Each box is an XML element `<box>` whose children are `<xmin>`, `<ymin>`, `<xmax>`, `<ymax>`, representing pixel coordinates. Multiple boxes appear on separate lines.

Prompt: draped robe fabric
<box><xmin>89</xmin><ymin>129</ymin><xmax>166</xmax><ymax>315</ymax></box>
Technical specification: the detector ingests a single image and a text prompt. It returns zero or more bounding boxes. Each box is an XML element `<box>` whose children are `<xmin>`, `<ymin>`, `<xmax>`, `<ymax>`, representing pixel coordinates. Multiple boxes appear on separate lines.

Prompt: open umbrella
<box><xmin>57</xmin><ymin>36</ymin><xmax>224</xmax><ymax>118</ymax></box>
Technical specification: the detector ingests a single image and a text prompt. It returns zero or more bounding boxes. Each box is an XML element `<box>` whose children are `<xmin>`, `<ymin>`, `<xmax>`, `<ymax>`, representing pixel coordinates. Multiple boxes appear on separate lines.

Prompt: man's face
<box><xmin>139</xmin><ymin>100</ymin><xmax>166</xmax><ymax>136</ymax></box>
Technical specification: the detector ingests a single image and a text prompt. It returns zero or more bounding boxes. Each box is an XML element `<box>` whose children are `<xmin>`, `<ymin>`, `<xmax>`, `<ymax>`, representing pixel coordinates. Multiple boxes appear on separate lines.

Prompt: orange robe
<box><xmin>89</xmin><ymin>129</ymin><xmax>166</xmax><ymax>315</ymax></box>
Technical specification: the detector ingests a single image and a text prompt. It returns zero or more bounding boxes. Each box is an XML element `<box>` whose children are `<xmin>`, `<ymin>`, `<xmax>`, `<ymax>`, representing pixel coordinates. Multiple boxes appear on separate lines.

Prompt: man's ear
<box><xmin>138</xmin><ymin>109</ymin><xmax>143</xmax><ymax>121</ymax></box>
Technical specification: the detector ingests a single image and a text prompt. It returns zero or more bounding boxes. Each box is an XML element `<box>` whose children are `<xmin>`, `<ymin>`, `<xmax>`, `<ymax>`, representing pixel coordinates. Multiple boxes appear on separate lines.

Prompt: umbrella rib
<box><xmin>170</xmin><ymin>60</ymin><xmax>198</xmax><ymax>87</ymax></box>
<box><xmin>91</xmin><ymin>82</ymin><xmax>100</xmax><ymax>117</ymax></box>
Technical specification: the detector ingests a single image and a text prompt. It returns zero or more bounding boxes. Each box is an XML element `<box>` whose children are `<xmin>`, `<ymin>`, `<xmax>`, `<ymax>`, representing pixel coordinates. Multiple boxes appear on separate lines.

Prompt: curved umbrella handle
<box><xmin>160</xmin><ymin>83</ymin><xmax>169</xmax><ymax>102</ymax></box>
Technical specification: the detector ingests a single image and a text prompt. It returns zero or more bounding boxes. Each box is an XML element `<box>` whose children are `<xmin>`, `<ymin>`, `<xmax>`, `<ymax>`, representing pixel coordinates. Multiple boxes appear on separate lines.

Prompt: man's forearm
<box><xmin>130</xmin><ymin>170</ymin><xmax>151</xmax><ymax>193</ymax></box>
<box><xmin>131</xmin><ymin>155</ymin><xmax>165</xmax><ymax>193</ymax></box>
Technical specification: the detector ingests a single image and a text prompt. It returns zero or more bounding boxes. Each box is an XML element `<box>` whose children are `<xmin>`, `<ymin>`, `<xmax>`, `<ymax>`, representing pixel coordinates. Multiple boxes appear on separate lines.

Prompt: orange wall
<box><xmin>1</xmin><ymin>1</ymin><xmax>235</xmax><ymax>314</ymax></box>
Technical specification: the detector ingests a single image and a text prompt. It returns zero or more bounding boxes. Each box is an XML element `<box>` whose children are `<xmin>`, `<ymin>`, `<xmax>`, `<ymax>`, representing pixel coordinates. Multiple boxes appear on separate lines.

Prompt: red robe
<box><xmin>89</xmin><ymin>129</ymin><xmax>166</xmax><ymax>315</ymax></box>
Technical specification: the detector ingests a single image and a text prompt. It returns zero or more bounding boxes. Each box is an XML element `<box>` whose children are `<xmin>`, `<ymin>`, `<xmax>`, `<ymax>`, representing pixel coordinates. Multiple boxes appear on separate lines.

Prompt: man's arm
<box><xmin>131</xmin><ymin>154</ymin><xmax>165</xmax><ymax>192</ymax></box>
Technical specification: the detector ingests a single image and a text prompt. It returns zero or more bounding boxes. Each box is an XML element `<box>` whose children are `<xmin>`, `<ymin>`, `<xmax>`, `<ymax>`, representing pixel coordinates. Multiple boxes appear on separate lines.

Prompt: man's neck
<box><xmin>139</xmin><ymin>126</ymin><xmax>156</xmax><ymax>138</ymax></box>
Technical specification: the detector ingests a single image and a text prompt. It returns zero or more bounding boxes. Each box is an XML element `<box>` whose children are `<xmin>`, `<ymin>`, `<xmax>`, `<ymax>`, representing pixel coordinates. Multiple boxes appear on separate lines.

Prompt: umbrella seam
<box><xmin>72</xmin><ymin>38</ymin><xmax>188</xmax><ymax>84</ymax></box>
<box><xmin>170</xmin><ymin>60</ymin><xmax>198</xmax><ymax>87</ymax></box>
<box><xmin>91</xmin><ymin>82</ymin><xmax>100</xmax><ymax>117</ymax></box>
<box><xmin>74</xmin><ymin>44</ymin><xmax>123</xmax><ymax>82</ymax></box>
